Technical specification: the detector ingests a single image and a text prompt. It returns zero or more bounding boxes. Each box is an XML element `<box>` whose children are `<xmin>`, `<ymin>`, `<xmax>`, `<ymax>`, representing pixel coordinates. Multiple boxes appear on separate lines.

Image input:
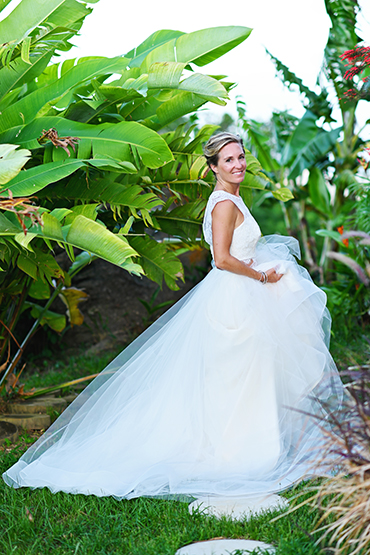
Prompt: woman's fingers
<box><xmin>266</xmin><ymin>268</ymin><xmax>283</xmax><ymax>283</ymax></box>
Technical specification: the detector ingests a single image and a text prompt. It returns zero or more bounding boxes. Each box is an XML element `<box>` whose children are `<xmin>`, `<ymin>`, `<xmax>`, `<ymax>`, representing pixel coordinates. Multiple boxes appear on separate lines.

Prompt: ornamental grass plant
<box><xmin>289</xmin><ymin>356</ymin><xmax>370</xmax><ymax>555</ymax></box>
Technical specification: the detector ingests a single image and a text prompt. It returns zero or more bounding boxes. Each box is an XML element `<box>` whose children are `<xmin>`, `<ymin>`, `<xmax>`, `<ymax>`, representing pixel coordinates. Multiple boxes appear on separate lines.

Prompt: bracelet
<box><xmin>259</xmin><ymin>271</ymin><xmax>268</xmax><ymax>284</ymax></box>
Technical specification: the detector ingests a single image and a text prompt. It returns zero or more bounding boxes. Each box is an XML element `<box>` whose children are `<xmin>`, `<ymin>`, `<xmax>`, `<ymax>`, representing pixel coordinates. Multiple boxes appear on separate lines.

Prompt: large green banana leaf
<box><xmin>0</xmin><ymin>159</ymin><xmax>86</xmax><ymax>196</ymax></box>
<box><xmin>126</xmin><ymin>30</ymin><xmax>185</xmax><ymax>68</ymax></box>
<box><xmin>59</xmin><ymin>68</ymin><xmax>228</xmax><ymax>129</ymax></box>
<box><xmin>0</xmin><ymin>0</ymin><xmax>12</xmax><ymax>13</ymax></box>
<box><xmin>0</xmin><ymin>0</ymin><xmax>65</xmax><ymax>44</ymax></box>
<box><xmin>46</xmin><ymin>0</ymin><xmax>100</xmax><ymax>28</ymax></box>
<box><xmin>0</xmin><ymin>210</ymin><xmax>142</xmax><ymax>274</ymax></box>
<box><xmin>153</xmin><ymin>199</ymin><xmax>206</xmax><ymax>241</ymax></box>
<box><xmin>281</xmin><ymin>111</ymin><xmax>319</xmax><ymax>166</ymax></box>
<box><xmin>42</xmin><ymin>176</ymin><xmax>162</xmax><ymax>213</ymax></box>
<box><xmin>1</xmin><ymin>117</ymin><xmax>174</xmax><ymax>169</ymax></box>
<box><xmin>148</xmin><ymin>62</ymin><xmax>228</xmax><ymax>101</ymax></box>
<box><xmin>0</xmin><ymin>51</ymin><xmax>53</xmax><ymax>104</ymax></box>
<box><xmin>128</xmin><ymin>235</ymin><xmax>183</xmax><ymax>290</ymax></box>
<box><xmin>288</xmin><ymin>127</ymin><xmax>341</xmax><ymax>179</ymax></box>
<box><xmin>0</xmin><ymin>144</ymin><xmax>31</xmax><ymax>185</ymax></box>
<box><xmin>307</xmin><ymin>167</ymin><xmax>331</xmax><ymax>215</ymax></box>
<box><xmin>140</xmin><ymin>26</ymin><xmax>252</xmax><ymax>72</ymax></box>
<box><xmin>280</xmin><ymin>110</ymin><xmax>341</xmax><ymax>179</ymax></box>
<box><xmin>156</xmin><ymin>92</ymin><xmax>215</xmax><ymax>128</ymax></box>
<box><xmin>0</xmin><ymin>56</ymin><xmax>129</xmax><ymax>132</ymax></box>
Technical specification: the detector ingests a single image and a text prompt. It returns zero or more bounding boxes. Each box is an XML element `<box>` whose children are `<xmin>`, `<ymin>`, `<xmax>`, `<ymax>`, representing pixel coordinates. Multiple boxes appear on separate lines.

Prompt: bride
<box><xmin>3</xmin><ymin>132</ymin><xmax>343</xmax><ymax>499</ymax></box>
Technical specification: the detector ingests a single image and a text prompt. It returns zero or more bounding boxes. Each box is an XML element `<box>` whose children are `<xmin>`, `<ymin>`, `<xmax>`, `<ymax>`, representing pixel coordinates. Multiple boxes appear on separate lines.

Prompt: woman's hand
<box><xmin>265</xmin><ymin>268</ymin><xmax>283</xmax><ymax>283</ymax></box>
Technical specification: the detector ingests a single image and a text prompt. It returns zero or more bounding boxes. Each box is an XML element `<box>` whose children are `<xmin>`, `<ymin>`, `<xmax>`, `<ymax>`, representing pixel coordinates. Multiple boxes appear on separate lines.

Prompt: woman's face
<box><xmin>210</xmin><ymin>142</ymin><xmax>246</xmax><ymax>186</ymax></box>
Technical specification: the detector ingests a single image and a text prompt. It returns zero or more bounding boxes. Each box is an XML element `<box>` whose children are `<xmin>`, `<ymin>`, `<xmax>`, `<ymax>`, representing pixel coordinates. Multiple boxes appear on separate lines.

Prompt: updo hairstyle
<box><xmin>203</xmin><ymin>132</ymin><xmax>245</xmax><ymax>174</ymax></box>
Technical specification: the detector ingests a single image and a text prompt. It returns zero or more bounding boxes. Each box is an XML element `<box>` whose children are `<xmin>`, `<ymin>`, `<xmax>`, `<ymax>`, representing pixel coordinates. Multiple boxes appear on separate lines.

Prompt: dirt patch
<box><xmin>56</xmin><ymin>248</ymin><xmax>210</xmax><ymax>357</ymax></box>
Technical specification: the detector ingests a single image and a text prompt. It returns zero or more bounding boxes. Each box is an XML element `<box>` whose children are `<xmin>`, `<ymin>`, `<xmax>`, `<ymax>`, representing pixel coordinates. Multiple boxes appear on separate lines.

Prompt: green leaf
<box><xmin>129</xmin><ymin>235</ymin><xmax>183</xmax><ymax>290</ymax></box>
<box><xmin>178</xmin><ymin>73</ymin><xmax>228</xmax><ymax>100</ymax></box>
<box><xmin>148</xmin><ymin>61</ymin><xmax>186</xmax><ymax>88</ymax></box>
<box><xmin>14</xmin><ymin>231</ymin><xmax>37</xmax><ymax>250</ymax></box>
<box><xmin>280</xmin><ymin>110</ymin><xmax>341</xmax><ymax>179</ymax></box>
<box><xmin>0</xmin><ymin>212</ymin><xmax>21</xmax><ymax>234</ymax></box>
<box><xmin>147</xmin><ymin>61</ymin><xmax>228</xmax><ymax>100</ymax></box>
<box><xmin>42</xmin><ymin>213</ymin><xmax>64</xmax><ymax>242</ymax></box>
<box><xmin>245</xmin><ymin>122</ymin><xmax>281</xmax><ymax>173</ymax></box>
<box><xmin>154</xmin><ymin>199</ymin><xmax>205</xmax><ymax>241</ymax></box>
<box><xmin>0</xmin><ymin>159</ymin><xmax>86</xmax><ymax>196</ymax></box>
<box><xmin>267</xmin><ymin>50</ymin><xmax>333</xmax><ymax>122</ymax></box>
<box><xmin>61</xmin><ymin>216</ymin><xmax>143</xmax><ymax>275</ymax></box>
<box><xmin>307</xmin><ymin>167</ymin><xmax>331</xmax><ymax>214</ymax></box>
<box><xmin>272</xmin><ymin>188</ymin><xmax>294</xmax><ymax>202</ymax></box>
<box><xmin>175</xmin><ymin>26</ymin><xmax>252</xmax><ymax>67</ymax></box>
<box><xmin>17</xmin><ymin>253</ymin><xmax>38</xmax><ymax>280</ymax></box>
<box><xmin>0</xmin><ymin>56</ymin><xmax>130</xmax><ymax>132</ymax></box>
<box><xmin>288</xmin><ymin>127</ymin><xmax>341</xmax><ymax>180</ymax></box>
<box><xmin>316</xmin><ymin>229</ymin><xmax>342</xmax><ymax>242</ymax></box>
<box><xmin>68</xmin><ymin>204</ymin><xmax>99</xmax><ymax>222</ymax></box>
<box><xmin>241</xmin><ymin>172</ymin><xmax>268</xmax><ymax>190</ymax></box>
<box><xmin>141</xmin><ymin>26</ymin><xmax>252</xmax><ymax>71</ymax></box>
<box><xmin>17</xmin><ymin>248</ymin><xmax>64</xmax><ymax>284</ymax></box>
<box><xmin>0</xmin><ymin>0</ymin><xmax>64</xmax><ymax>44</ymax></box>
<box><xmin>156</xmin><ymin>92</ymin><xmax>209</xmax><ymax>128</ymax></box>
<box><xmin>68</xmin><ymin>251</ymin><xmax>97</xmax><ymax>277</ymax></box>
<box><xmin>45</xmin><ymin>176</ymin><xmax>161</xmax><ymax>213</ymax></box>
<box><xmin>0</xmin><ymin>1</ymin><xmax>13</xmax><ymax>13</ymax></box>
<box><xmin>126</xmin><ymin>30</ymin><xmax>185</xmax><ymax>68</ymax></box>
<box><xmin>29</xmin><ymin>278</ymin><xmax>51</xmax><ymax>300</ymax></box>
<box><xmin>4</xmin><ymin>117</ymin><xmax>174</xmax><ymax>169</ymax></box>
<box><xmin>0</xmin><ymin>144</ymin><xmax>31</xmax><ymax>185</ymax></box>
<box><xmin>49</xmin><ymin>208</ymin><xmax>73</xmax><ymax>221</ymax></box>
<box><xmin>281</xmin><ymin>110</ymin><xmax>318</xmax><ymax>166</ymax></box>
<box><xmin>0</xmin><ymin>51</ymin><xmax>53</xmax><ymax>105</ymax></box>
<box><xmin>25</xmin><ymin>301</ymin><xmax>66</xmax><ymax>332</ymax></box>
<box><xmin>20</xmin><ymin>36</ymin><xmax>31</xmax><ymax>65</ymax></box>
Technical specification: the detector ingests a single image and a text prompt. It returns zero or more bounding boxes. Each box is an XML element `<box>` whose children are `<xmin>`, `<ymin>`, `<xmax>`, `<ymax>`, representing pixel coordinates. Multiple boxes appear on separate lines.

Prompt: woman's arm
<box><xmin>212</xmin><ymin>200</ymin><xmax>282</xmax><ymax>283</ymax></box>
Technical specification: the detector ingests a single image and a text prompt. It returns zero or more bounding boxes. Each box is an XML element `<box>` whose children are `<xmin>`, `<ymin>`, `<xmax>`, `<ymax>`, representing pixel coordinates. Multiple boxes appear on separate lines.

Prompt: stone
<box><xmin>0</xmin><ymin>420</ymin><xmax>19</xmax><ymax>444</ymax></box>
<box><xmin>8</xmin><ymin>396</ymin><xmax>67</xmax><ymax>414</ymax></box>
<box><xmin>175</xmin><ymin>538</ymin><xmax>275</xmax><ymax>554</ymax></box>
<box><xmin>1</xmin><ymin>413</ymin><xmax>50</xmax><ymax>430</ymax></box>
<box><xmin>188</xmin><ymin>495</ymin><xmax>288</xmax><ymax>521</ymax></box>
<box><xmin>63</xmin><ymin>393</ymin><xmax>79</xmax><ymax>404</ymax></box>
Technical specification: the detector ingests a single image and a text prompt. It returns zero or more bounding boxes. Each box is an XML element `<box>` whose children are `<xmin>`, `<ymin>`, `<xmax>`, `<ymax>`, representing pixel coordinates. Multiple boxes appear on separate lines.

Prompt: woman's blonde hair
<box><xmin>203</xmin><ymin>132</ymin><xmax>244</xmax><ymax>171</ymax></box>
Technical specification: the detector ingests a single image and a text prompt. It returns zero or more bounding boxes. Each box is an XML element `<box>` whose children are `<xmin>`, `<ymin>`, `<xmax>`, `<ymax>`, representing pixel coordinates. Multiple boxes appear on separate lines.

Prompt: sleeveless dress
<box><xmin>3</xmin><ymin>191</ymin><xmax>343</xmax><ymax>499</ymax></box>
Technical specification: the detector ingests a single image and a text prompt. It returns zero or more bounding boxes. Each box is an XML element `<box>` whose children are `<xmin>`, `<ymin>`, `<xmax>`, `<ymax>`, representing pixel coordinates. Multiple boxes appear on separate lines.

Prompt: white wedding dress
<box><xmin>3</xmin><ymin>191</ymin><xmax>343</xmax><ymax>499</ymax></box>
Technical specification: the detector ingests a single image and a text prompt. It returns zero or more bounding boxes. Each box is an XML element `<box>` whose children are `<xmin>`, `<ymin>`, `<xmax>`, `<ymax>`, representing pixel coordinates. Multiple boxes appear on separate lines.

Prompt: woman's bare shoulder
<box><xmin>212</xmin><ymin>198</ymin><xmax>238</xmax><ymax>215</ymax></box>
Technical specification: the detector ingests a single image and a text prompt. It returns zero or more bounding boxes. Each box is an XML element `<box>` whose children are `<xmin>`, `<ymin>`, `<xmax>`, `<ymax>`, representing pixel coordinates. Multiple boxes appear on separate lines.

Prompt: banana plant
<box><xmin>238</xmin><ymin>0</ymin><xmax>369</xmax><ymax>282</ymax></box>
<box><xmin>0</xmin><ymin>0</ymin><xmax>257</xmax><ymax>372</ymax></box>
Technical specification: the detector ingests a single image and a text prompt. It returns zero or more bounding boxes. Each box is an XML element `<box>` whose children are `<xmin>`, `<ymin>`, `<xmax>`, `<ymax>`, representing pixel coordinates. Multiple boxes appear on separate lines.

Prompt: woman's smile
<box><xmin>211</xmin><ymin>142</ymin><xmax>246</xmax><ymax>187</ymax></box>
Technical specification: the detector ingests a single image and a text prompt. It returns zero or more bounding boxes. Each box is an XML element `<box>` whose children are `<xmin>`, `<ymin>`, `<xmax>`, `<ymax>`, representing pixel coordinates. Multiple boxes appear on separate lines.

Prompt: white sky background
<box><xmin>2</xmin><ymin>0</ymin><xmax>369</xmax><ymax>129</ymax></box>
<box><xmin>62</xmin><ymin>0</ymin><xmax>370</xmax><ymax>132</ymax></box>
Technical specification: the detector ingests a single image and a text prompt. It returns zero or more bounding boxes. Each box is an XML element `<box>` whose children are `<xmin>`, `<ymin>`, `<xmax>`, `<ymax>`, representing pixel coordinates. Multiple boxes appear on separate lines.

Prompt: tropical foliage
<box><xmin>235</xmin><ymin>0</ymin><xmax>370</xmax><ymax>331</ymax></box>
<box><xmin>1</xmin><ymin>0</ymin><xmax>279</xmax><ymax>379</ymax></box>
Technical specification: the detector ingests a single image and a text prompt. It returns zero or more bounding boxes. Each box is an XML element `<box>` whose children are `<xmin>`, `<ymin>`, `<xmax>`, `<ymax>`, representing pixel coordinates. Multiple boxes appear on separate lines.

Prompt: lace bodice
<box><xmin>203</xmin><ymin>191</ymin><xmax>261</xmax><ymax>262</ymax></box>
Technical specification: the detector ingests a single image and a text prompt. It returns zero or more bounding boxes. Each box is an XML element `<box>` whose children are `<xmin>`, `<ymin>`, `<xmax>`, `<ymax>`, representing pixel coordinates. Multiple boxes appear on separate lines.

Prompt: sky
<box><xmin>2</xmin><ymin>0</ymin><xmax>370</xmax><ymax>128</ymax></box>
<box><xmin>61</xmin><ymin>0</ymin><xmax>370</xmax><ymax>130</ymax></box>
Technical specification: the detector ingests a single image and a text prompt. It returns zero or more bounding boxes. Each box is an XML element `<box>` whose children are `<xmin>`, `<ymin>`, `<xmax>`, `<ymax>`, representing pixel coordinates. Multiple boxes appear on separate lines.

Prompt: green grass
<box><xmin>330</xmin><ymin>332</ymin><xmax>370</xmax><ymax>372</ymax></box>
<box><xmin>0</xmin><ymin>443</ymin><xmax>326</xmax><ymax>555</ymax></box>
<box><xmin>1</xmin><ymin>333</ymin><xmax>367</xmax><ymax>554</ymax></box>
<box><xmin>22</xmin><ymin>349</ymin><xmax>121</xmax><ymax>392</ymax></box>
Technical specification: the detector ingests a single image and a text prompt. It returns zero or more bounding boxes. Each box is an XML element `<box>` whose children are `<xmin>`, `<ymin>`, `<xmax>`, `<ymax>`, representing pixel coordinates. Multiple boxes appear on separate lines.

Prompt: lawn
<box><xmin>0</xmin><ymin>335</ymin><xmax>368</xmax><ymax>555</ymax></box>
<box><xmin>0</xmin><ymin>452</ymin><xmax>325</xmax><ymax>555</ymax></box>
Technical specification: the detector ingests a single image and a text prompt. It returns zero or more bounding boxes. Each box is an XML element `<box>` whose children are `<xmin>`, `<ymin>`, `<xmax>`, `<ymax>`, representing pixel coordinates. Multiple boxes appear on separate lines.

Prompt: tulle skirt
<box><xmin>3</xmin><ymin>236</ymin><xmax>343</xmax><ymax>499</ymax></box>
